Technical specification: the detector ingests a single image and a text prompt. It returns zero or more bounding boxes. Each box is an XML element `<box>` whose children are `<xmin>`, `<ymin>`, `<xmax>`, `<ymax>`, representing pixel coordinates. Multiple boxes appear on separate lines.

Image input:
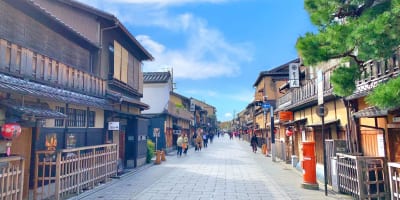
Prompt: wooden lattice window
<box><xmin>88</xmin><ymin>111</ymin><xmax>95</xmax><ymax>127</ymax></box>
<box><xmin>32</xmin><ymin>53</ymin><xmax>37</xmax><ymax>77</ymax></box>
<box><xmin>67</xmin><ymin>108</ymin><xmax>86</xmax><ymax>127</ymax></box>
<box><xmin>55</xmin><ymin>106</ymin><xmax>65</xmax><ymax>127</ymax></box>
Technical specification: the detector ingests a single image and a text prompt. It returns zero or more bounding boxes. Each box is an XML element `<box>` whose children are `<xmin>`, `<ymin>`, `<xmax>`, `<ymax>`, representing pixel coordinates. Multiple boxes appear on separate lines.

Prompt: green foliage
<box><xmin>299</xmin><ymin>0</ymin><xmax>400</xmax><ymax>108</ymax></box>
<box><xmin>175</xmin><ymin>103</ymin><xmax>184</xmax><ymax>109</ymax></box>
<box><xmin>298</xmin><ymin>0</ymin><xmax>400</xmax><ymax>66</ymax></box>
<box><xmin>366</xmin><ymin>76</ymin><xmax>400</xmax><ymax>109</ymax></box>
<box><xmin>146</xmin><ymin>139</ymin><xmax>155</xmax><ymax>163</ymax></box>
<box><xmin>330</xmin><ymin>65</ymin><xmax>359</xmax><ymax>97</ymax></box>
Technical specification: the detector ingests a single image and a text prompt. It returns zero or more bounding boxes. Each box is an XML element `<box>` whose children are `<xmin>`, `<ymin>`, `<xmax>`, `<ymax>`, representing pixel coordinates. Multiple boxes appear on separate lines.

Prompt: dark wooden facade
<box><xmin>0</xmin><ymin>0</ymin><xmax>153</xmax><ymax>199</ymax></box>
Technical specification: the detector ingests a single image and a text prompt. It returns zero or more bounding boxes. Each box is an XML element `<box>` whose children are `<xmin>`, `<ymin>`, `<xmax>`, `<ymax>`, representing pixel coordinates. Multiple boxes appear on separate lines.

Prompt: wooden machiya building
<box><xmin>0</xmin><ymin>0</ymin><xmax>152</xmax><ymax>199</ymax></box>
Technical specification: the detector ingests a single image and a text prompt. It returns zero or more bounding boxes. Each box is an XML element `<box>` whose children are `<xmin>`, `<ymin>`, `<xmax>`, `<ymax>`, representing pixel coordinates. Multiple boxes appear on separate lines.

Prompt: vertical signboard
<box><xmin>289</xmin><ymin>63</ymin><xmax>300</xmax><ymax>88</ymax></box>
<box><xmin>190</xmin><ymin>99</ymin><xmax>195</xmax><ymax>112</ymax></box>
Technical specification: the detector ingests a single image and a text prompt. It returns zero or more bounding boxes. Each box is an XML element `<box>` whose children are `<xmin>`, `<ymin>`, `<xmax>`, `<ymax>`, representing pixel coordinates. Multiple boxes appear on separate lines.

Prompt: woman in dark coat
<box><xmin>250</xmin><ymin>134</ymin><xmax>258</xmax><ymax>153</ymax></box>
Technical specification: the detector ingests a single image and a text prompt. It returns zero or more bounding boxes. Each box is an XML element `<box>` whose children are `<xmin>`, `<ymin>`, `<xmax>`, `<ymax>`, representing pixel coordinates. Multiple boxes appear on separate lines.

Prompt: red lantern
<box><xmin>286</xmin><ymin>129</ymin><xmax>293</xmax><ymax>137</ymax></box>
<box><xmin>1</xmin><ymin>123</ymin><xmax>22</xmax><ymax>139</ymax></box>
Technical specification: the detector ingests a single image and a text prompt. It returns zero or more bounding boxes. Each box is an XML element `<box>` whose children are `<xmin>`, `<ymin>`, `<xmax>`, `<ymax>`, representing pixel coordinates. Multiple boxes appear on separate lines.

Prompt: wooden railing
<box><xmin>336</xmin><ymin>153</ymin><xmax>389</xmax><ymax>199</ymax></box>
<box><xmin>0</xmin><ymin>156</ymin><xmax>24</xmax><ymax>200</ymax></box>
<box><xmin>277</xmin><ymin>79</ymin><xmax>319</xmax><ymax>109</ymax></box>
<box><xmin>34</xmin><ymin>144</ymin><xmax>118</xmax><ymax>200</ymax></box>
<box><xmin>0</xmin><ymin>38</ymin><xmax>106</xmax><ymax>97</ymax></box>
<box><xmin>388</xmin><ymin>162</ymin><xmax>400</xmax><ymax>200</ymax></box>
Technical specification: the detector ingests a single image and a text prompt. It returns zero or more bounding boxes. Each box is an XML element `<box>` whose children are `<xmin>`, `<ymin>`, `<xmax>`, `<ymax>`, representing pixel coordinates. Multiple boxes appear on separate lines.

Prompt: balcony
<box><xmin>277</xmin><ymin>78</ymin><xmax>332</xmax><ymax>110</ymax></box>
<box><xmin>347</xmin><ymin>57</ymin><xmax>400</xmax><ymax>100</ymax></box>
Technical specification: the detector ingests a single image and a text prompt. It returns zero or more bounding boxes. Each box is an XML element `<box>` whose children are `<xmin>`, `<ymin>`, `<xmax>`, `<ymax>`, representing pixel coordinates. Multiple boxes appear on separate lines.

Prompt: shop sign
<box><xmin>108</xmin><ymin>122</ymin><xmax>120</xmax><ymax>131</ymax></box>
<box><xmin>279</xmin><ymin>111</ymin><xmax>293</xmax><ymax>121</ymax></box>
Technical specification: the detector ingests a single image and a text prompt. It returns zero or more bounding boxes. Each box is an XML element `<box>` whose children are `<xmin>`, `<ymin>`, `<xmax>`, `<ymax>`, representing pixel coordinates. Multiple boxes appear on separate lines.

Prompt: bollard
<box><xmin>161</xmin><ymin>150</ymin><xmax>166</xmax><ymax>161</ymax></box>
<box><xmin>154</xmin><ymin>150</ymin><xmax>161</xmax><ymax>165</ymax></box>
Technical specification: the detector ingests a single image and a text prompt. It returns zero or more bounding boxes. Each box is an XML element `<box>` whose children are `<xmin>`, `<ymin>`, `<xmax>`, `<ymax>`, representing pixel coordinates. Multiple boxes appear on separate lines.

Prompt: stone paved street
<box><xmin>70</xmin><ymin>136</ymin><xmax>352</xmax><ymax>200</ymax></box>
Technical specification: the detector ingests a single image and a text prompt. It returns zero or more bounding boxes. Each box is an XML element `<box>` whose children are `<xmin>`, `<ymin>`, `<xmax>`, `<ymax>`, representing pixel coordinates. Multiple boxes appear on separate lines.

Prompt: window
<box><xmin>55</xmin><ymin>106</ymin><xmax>65</xmax><ymax>127</ymax></box>
<box><xmin>47</xmin><ymin>59</ymin><xmax>52</xmax><ymax>80</ymax></box>
<box><xmin>88</xmin><ymin>111</ymin><xmax>95</xmax><ymax>127</ymax></box>
<box><xmin>55</xmin><ymin>62</ymin><xmax>59</xmax><ymax>83</ymax></box>
<box><xmin>5</xmin><ymin>42</ymin><xmax>11</xmax><ymax>69</ymax></box>
<box><xmin>113</xmin><ymin>41</ymin><xmax>129</xmax><ymax>84</ymax></box>
<box><xmin>40</xmin><ymin>56</ymin><xmax>45</xmax><ymax>79</ymax></box>
<box><xmin>16</xmin><ymin>46</ymin><xmax>21</xmax><ymax>73</ymax></box>
<box><xmin>67</xmin><ymin>108</ymin><xmax>86</xmax><ymax>127</ymax></box>
<box><xmin>32</xmin><ymin>53</ymin><xmax>37</xmax><ymax>77</ymax></box>
<box><xmin>57</xmin><ymin>107</ymin><xmax>94</xmax><ymax>127</ymax></box>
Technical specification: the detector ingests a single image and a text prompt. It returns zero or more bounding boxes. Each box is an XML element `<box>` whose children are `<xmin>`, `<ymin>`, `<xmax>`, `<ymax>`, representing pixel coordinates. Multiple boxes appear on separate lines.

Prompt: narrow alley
<box><xmin>70</xmin><ymin>136</ymin><xmax>351</xmax><ymax>200</ymax></box>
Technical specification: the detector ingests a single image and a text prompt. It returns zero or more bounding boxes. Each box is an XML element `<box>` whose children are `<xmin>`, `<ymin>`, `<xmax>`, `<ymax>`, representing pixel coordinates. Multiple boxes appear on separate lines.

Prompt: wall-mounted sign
<box><xmin>153</xmin><ymin>128</ymin><xmax>160</xmax><ymax>137</ymax></box>
<box><xmin>279</xmin><ymin>111</ymin><xmax>293</xmax><ymax>121</ymax></box>
<box><xmin>108</xmin><ymin>122</ymin><xmax>120</xmax><ymax>131</ymax></box>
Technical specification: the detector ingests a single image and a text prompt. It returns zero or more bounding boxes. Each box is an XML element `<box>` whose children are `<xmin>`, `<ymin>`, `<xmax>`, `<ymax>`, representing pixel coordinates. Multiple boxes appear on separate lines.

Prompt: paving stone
<box><xmin>70</xmin><ymin>137</ymin><xmax>352</xmax><ymax>200</ymax></box>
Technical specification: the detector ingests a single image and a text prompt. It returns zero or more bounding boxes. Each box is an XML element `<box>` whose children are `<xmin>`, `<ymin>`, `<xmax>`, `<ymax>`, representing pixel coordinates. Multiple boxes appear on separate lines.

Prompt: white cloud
<box><xmin>77</xmin><ymin>0</ymin><xmax>253</xmax><ymax>80</ymax></box>
<box><xmin>224</xmin><ymin>112</ymin><xmax>232</xmax><ymax>118</ymax></box>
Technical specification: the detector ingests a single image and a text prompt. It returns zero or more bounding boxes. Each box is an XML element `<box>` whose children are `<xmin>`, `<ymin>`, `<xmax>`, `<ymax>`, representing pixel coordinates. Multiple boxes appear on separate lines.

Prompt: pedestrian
<box><xmin>176</xmin><ymin>133</ymin><xmax>183</xmax><ymax>157</ymax></box>
<box><xmin>195</xmin><ymin>133</ymin><xmax>202</xmax><ymax>151</ymax></box>
<box><xmin>250</xmin><ymin>134</ymin><xmax>258</xmax><ymax>153</ymax></box>
<box><xmin>183</xmin><ymin>133</ymin><xmax>189</xmax><ymax>155</ymax></box>
<box><xmin>202</xmin><ymin>133</ymin><xmax>208</xmax><ymax>148</ymax></box>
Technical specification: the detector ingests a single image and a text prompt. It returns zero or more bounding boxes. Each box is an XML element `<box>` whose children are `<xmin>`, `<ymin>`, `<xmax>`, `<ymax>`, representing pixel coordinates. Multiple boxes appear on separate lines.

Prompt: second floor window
<box><xmin>113</xmin><ymin>41</ymin><xmax>127</xmax><ymax>83</ymax></box>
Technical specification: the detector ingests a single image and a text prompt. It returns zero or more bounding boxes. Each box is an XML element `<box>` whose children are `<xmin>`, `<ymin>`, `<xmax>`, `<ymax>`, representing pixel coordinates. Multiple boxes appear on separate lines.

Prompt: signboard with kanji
<box><xmin>153</xmin><ymin>128</ymin><xmax>160</xmax><ymax>137</ymax></box>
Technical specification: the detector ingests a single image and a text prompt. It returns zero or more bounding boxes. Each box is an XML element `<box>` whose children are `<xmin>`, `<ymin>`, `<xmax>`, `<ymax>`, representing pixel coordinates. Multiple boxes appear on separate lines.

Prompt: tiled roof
<box><xmin>0</xmin><ymin>74</ymin><xmax>113</xmax><ymax>110</ymax></box>
<box><xmin>143</xmin><ymin>72</ymin><xmax>171</xmax><ymax>83</ymax></box>
<box><xmin>353</xmin><ymin>106</ymin><xmax>388</xmax><ymax>118</ymax></box>
<box><xmin>0</xmin><ymin>100</ymin><xmax>67</xmax><ymax>119</ymax></box>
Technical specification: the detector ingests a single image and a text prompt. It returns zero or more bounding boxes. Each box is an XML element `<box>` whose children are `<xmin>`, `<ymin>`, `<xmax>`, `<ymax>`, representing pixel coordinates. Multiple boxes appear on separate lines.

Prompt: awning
<box><xmin>306</xmin><ymin>119</ymin><xmax>340</xmax><ymax>127</ymax></box>
<box><xmin>0</xmin><ymin>100</ymin><xmax>67</xmax><ymax>119</ymax></box>
<box><xmin>353</xmin><ymin>106</ymin><xmax>388</xmax><ymax>118</ymax></box>
<box><xmin>282</xmin><ymin>118</ymin><xmax>307</xmax><ymax>125</ymax></box>
<box><xmin>173</xmin><ymin>124</ymin><xmax>181</xmax><ymax>130</ymax></box>
<box><xmin>0</xmin><ymin>74</ymin><xmax>113</xmax><ymax>110</ymax></box>
<box><xmin>106</xmin><ymin>91</ymin><xmax>149</xmax><ymax>110</ymax></box>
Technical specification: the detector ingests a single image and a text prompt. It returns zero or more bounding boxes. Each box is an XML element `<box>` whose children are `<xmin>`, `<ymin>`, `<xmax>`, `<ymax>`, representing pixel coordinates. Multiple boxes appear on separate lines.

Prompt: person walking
<box><xmin>202</xmin><ymin>133</ymin><xmax>208</xmax><ymax>148</ymax></box>
<box><xmin>250</xmin><ymin>134</ymin><xmax>258</xmax><ymax>153</ymax></box>
<box><xmin>182</xmin><ymin>133</ymin><xmax>189</xmax><ymax>155</ymax></box>
<box><xmin>176</xmin><ymin>134</ymin><xmax>183</xmax><ymax>157</ymax></box>
<box><xmin>195</xmin><ymin>133</ymin><xmax>202</xmax><ymax>151</ymax></box>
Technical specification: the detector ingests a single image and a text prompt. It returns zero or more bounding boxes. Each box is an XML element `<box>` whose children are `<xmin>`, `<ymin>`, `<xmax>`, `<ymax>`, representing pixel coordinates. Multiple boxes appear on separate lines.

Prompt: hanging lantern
<box><xmin>1</xmin><ymin>123</ymin><xmax>22</xmax><ymax>140</ymax></box>
<box><xmin>286</xmin><ymin>128</ymin><xmax>293</xmax><ymax>137</ymax></box>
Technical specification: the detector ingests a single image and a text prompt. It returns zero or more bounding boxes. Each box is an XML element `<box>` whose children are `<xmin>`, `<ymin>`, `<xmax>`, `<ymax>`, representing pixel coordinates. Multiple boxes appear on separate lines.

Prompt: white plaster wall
<box><xmin>142</xmin><ymin>83</ymin><xmax>170</xmax><ymax>114</ymax></box>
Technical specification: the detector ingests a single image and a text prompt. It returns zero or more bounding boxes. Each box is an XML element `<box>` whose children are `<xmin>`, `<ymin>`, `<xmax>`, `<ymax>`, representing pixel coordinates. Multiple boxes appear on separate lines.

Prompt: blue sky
<box><xmin>77</xmin><ymin>0</ymin><xmax>316</xmax><ymax>122</ymax></box>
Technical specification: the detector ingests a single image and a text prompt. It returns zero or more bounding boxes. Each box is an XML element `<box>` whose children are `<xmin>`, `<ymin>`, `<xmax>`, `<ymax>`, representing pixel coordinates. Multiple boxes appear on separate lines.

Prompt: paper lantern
<box><xmin>1</xmin><ymin>123</ymin><xmax>22</xmax><ymax>139</ymax></box>
<box><xmin>286</xmin><ymin>129</ymin><xmax>293</xmax><ymax>137</ymax></box>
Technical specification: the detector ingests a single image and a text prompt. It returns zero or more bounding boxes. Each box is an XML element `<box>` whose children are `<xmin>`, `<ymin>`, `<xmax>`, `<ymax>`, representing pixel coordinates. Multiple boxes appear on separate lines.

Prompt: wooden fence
<box><xmin>388</xmin><ymin>162</ymin><xmax>400</xmax><ymax>200</ymax></box>
<box><xmin>34</xmin><ymin>144</ymin><xmax>118</xmax><ymax>200</ymax></box>
<box><xmin>336</xmin><ymin>153</ymin><xmax>389</xmax><ymax>199</ymax></box>
<box><xmin>0</xmin><ymin>156</ymin><xmax>24</xmax><ymax>200</ymax></box>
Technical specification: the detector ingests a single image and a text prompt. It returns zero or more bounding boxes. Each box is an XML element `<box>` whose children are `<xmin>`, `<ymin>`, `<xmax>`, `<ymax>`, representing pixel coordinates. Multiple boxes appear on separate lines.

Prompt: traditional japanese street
<box><xmin>70</xmin><ymin>136</ymin><xmax>352</xmax><ymax>200</ymax></box>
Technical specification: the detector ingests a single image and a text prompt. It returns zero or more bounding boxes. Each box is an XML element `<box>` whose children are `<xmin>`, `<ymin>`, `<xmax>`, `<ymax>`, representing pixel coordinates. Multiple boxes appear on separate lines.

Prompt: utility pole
<box><xmin>270</xmin><ymin>106</ymin><xmax>276</xmax><ymax>162</ymax></box>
